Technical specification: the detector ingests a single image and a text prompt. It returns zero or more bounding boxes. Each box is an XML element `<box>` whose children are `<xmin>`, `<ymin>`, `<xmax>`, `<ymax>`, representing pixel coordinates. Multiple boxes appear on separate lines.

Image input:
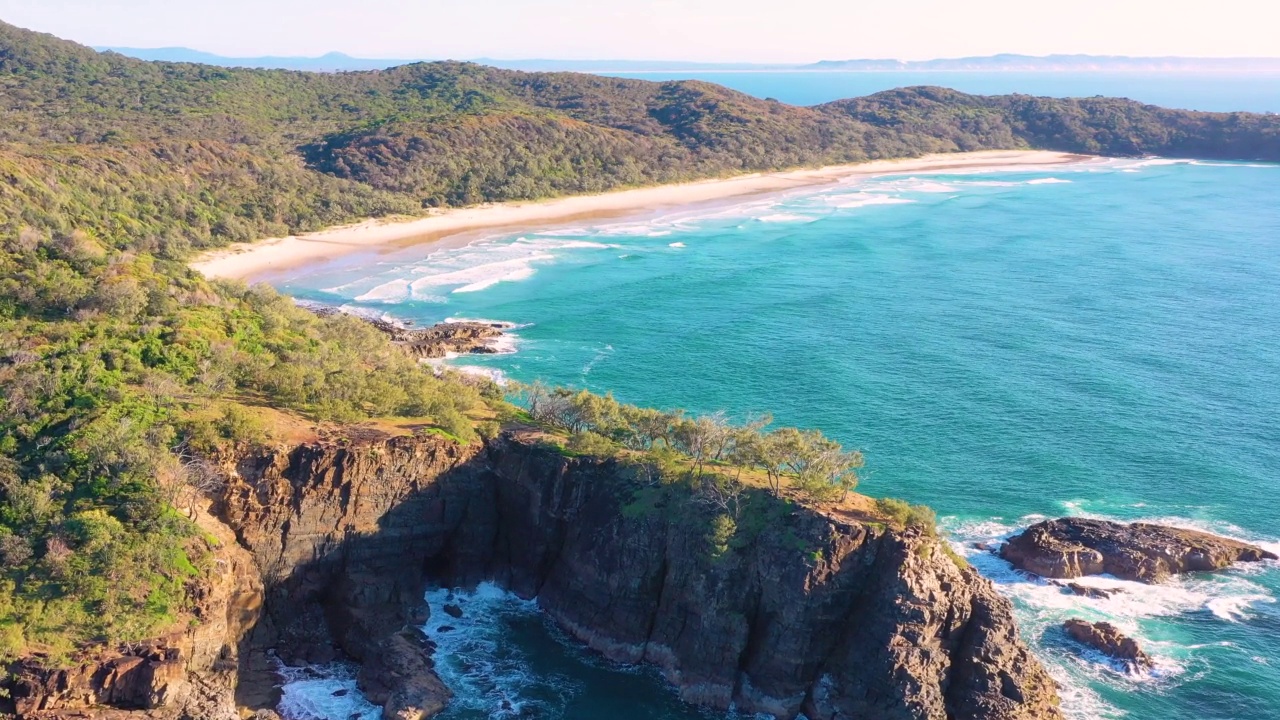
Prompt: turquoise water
<box><xmin>273</xmin><ymin>157</ymin><xmax>1280</xmax><ymax>719</ymax></box>
<box><xmin>604</xmin><ymin>72</ymin><xmax>1280</xmax><ymax>112</ymax></box>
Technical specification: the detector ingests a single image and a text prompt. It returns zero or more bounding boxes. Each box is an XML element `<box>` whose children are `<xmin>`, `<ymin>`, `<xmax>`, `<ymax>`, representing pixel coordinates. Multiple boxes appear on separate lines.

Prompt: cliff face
<box><xmin>4</xmin><ymin>431</ymin><xmax>1061</xmax><ymax>720</ymax></box>
<box><xmin>3</xmin><ymin>504</ymin><xmax>264</xmax><ymax>720</ymax></box>
<box><xmin>445</xmin><ymin>436</ymin><xmax>1060</xmax><ymax>720</ymax></box>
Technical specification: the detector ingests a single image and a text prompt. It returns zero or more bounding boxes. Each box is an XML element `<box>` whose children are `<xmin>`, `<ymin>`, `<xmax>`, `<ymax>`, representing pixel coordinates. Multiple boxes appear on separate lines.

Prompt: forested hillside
<box><xmin>0</xmin><ymin>18</ymin><xmax>1277</xmax><ymax>665</ymax></box>
<box><xmin>2</xmin><ymin>20</ymin><xmax>1278</xmax><ymax>257</ymax></box>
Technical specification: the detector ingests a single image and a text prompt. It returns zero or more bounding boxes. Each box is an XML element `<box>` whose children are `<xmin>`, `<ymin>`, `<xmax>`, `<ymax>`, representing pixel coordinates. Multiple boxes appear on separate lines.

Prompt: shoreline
<box><xmin>191</xmin><ymin>150</ymin><xmax>1093</xmax><ymax>281</ymax></box>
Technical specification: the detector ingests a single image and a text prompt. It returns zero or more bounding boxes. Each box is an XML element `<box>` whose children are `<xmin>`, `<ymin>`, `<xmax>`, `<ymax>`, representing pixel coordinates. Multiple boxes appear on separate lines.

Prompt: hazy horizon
<box><xmin>3</xmin><ymin>0</ymin><xmax>1278</xmax><ymax>63</ymax></box>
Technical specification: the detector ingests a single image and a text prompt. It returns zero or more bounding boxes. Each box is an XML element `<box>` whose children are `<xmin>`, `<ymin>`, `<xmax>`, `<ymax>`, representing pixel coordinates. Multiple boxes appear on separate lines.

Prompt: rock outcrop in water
<box><xmin>1001</xmin><ymin>517</ymin><xmax>1276</xmax><ymax>583</ymax></box>
<box><xmin>4</xmin><ymin>431</ymin><xmax>1063</xmax><ymax>720</ymax></box>
<box><xmin>1061</xmin><ymin>619</ymin><xmax>1153</xmax><ymax>672</ymax></box>
<box><xmin>375</xmin><ymin>320</ymin><xmax>508</xmax><ymax>360</ymax></box>
<box><xmin>303</xmin><ymin>303</ymin><xmax>509</xmax><ymax>360</ymax></box>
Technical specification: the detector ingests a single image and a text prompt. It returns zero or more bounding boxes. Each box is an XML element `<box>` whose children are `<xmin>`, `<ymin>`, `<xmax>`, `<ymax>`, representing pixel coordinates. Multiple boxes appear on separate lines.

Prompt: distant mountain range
<box><xmin>95</xmin><ymin>48</ymin><xmax>788</xmax><ymax>72</ymax></box>
<box><xmin>97</xmin><ymin>48</ymin><xmax>1280</xmax><ymax>74</ymax></box>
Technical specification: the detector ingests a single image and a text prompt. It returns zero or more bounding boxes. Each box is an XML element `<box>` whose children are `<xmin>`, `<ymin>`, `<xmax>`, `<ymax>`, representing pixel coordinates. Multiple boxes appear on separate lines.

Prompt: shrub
<box><xmin>875</xmin><ymin>497</ymin><xmax>938</xmax><ymax>535</ymax></box>
<box><xmin>566</xmin><ymin>431</ymin><xmax>619</xmax><ymax>458</ymax></box>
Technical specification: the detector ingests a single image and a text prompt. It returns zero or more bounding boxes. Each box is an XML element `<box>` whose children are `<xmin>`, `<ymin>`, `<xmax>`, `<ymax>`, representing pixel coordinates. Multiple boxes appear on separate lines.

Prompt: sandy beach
<box><xmin>191</xmin><ymin>150</ymin><xmax>1092</xmax><ymax>280</ymax></box>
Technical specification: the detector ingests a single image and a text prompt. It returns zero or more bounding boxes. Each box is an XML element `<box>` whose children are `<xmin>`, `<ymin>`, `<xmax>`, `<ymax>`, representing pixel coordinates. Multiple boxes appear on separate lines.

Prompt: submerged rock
<box><xmin>1049</xmin><ymin>580</ymin><xmax>1125</xmax><ymax>600</ymax></box>
<box><xmin>1001</xmin><ymin>517</ymin><xmax>1276</xmax><ymax>583</ymax></box>
<box><xmin>1062</xmin><ymin>619</ymin><xmax>1153</xmax><ymax>672</ymax></box>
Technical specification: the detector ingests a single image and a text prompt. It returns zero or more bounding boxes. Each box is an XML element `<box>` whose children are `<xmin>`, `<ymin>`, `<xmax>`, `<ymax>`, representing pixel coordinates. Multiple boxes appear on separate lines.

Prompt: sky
<box><xmin>1</xmin><ymin>0</ymin><xmax>1278</xmax><ymax>62</ymax></box>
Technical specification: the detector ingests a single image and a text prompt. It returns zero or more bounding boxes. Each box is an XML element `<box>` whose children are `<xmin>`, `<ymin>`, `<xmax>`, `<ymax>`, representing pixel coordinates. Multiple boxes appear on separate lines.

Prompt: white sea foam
<box><xmin>1188</xmin><ymin>160</ymin><xmax>1280</xmax><ymax>169</ymax></box>
<box><xmin>453</xmin><ymin>265</ymin><xmax>538</xmax><ymax>293</ymax></box>
<box><xmin>959</xmin><ymin>180</ymin><xmax>1020</xmax><ymax>187</ymax></box>
<box><xmin>423</xmin><ymin>583</ymin><xmax>573</xmax><ymax>718</ymax></box>
<box><xmin>443</xmin><ymin>317</ymin><xmax>529</xmax><ymax>330</ymax></box>
<box><xmin>669</xmin><ymin>242</ymin><xmax>687</xmax><ymax>248</ymax></box>
<box><xmin>946</xmin><ymin>505</ymin><xmax>1279</xmax><ymax>719</ymax></box>
<box><xmin>410</xmin><ymin>253</ymin><xmax>555</xmax><ymax>295</ymax></box>
<box><xmin>874</xmin><ymin>177</ymin><xmax>961</xmax><ymax>194</ymax></box>
<box><xmin>453</xmin><ymin>365</ymin><xmax>510</xmax><ymax>385</ymax></box>
<box><xmin>581</xmin><ymin>344</ymin><xmax>615</xmax><ymax>376</ymax></box>
<box><xmin>354</xmin><ymin>278</ymin><xmax>412</xmax><ymax>303</ymax></box>
<box><xmin>949</xmin><ymin>513</ymin><xmax>1278</xmax><ymax>627</ymax></box>
<box><xmin>1026</xmin><ymin>177</ymin><xmax>1073</xmax><ymax>185</ymax></box>
<box><xmin>756</xmin><ymin>212</ymin><xmax>812</xmax><ymax>223</ymax></box>
<box><xmin>277</xmin><ymin>661</ymin><xmax>382</xmax><ymax>720</ymax></box>
<box><xmin>824</xmin><ymin>192</ymin><xmax>917</xmax><ymax>209</ymax></box>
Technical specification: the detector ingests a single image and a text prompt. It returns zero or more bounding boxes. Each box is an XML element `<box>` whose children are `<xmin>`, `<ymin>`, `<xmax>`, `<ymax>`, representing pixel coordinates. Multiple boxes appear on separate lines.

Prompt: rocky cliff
<box><xmin>4</xmin><ymin>430</ymin><xmax>1062</xmax><ymax>720</ymax></box>
<box><xmin>3</xmin><ymin>504</ymin><xmax>264</xmax><ymax>720</ymax></box>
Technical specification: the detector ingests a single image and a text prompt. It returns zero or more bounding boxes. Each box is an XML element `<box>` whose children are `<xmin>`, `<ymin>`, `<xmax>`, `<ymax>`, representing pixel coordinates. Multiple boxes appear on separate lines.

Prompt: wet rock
<box><xmin>395</xmin><ymin>322</ymin><xmax>507</xmax><ymax>360</ymax></box>
<box><xmin>357</xmin><ymin>629</ymin><xmax>451</xmax><ymax>720</ymax></box>
<box><xmin>333</xmin><ymin>688</ymin><xmax>349</xmax><ymax>697</ymax></box>
<box><xmin>442</xmin><ymin>604</ymin><xmax>464</xmax><ymax>619</ymax></box>
<box><xmin>1066</xmin><ymin>582</ymin><xmax>1122</xmax><ymax>600</ymax></box>
<box><xmin>1062</xmin><ymin>619</ymin><xmax>1153</xmax><ymax>671</ymax></box>
<box><xmin>1002</xmin><ymin>517</ymin><xmax>1276</xmax><ymax>583</ymax></box>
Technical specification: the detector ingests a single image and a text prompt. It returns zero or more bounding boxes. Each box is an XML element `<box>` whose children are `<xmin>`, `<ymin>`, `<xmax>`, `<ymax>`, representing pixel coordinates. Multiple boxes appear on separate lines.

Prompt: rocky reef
<box><xmin>373</xmin><ymin>320</ymin><xmax>508</xmax><ymax>360</ymax></box>
<box><xmin>1001</xmin><ymin>517</ymin><xmax>1276</xmax><ymax>583</ymax></box>
<box><xmin>4</xmin><ymin>431</ymin><xmax>1063</xmax><ymax>720</ymax></box>
<box><xmin>1061</xmin><ymin>620</ymin><xmax>1152</xmax><ymax>673</ymax></box>
<box><xmin>302</xmin><ymin>302</ymin><xmax>510</xmax><ymax>360</ymax></box>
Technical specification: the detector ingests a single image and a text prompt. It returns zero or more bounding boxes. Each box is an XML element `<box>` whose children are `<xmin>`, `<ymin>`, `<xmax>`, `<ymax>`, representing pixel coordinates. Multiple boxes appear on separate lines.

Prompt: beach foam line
<box><xmin>190</xmin><ymin>151</ymin><xmax>1092</xmax><ymax>282</ymax></box>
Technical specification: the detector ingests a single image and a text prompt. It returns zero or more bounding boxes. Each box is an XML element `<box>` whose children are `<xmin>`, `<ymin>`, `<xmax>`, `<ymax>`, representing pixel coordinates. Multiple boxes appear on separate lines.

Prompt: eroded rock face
<box><xmin>215</xmin><ymin>433</ymin><xmax>482</xmax><ymax>719</ymax></box>
<box><xmin>1001</xmin><ymin>518</ymin><xmax>1276</xmax><ymax>583</ymax></box>
<box><xmin>1</xmin><ymin>500</ymin><xmax>263</xmax><ymax>720</ymax></box>
<box><xmin>438</xmin><ymin>436</ymin><xmax>1061</xmax><ymax>720</ymax></box>
<box><xmin>6</xmin><ymin>431</ymin><xmax>1063</xmax><ymax>720</ymax></box>
<box><xmin>1062</xmin><ymin>619</ymin><xmax>1152</xmax><ymax>672</ymax></box>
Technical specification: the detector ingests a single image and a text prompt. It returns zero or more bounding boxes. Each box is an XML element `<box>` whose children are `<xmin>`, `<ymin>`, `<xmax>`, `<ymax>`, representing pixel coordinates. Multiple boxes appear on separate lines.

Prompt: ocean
<box><xmin>604</xmin><ymin>72</ymin><xmax>1280</xmax><ymax>113</ymax></box>
<box><xmin>270</xmin><ymin>156</ymin><xmax>1280</xmax><ymax>720</ymax></box>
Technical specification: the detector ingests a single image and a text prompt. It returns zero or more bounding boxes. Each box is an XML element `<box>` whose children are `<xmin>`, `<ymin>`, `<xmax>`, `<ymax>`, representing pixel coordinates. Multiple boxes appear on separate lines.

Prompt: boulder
<box><xmin>1002</xmin><ymin>518</ymin><xmax>1275</xmax><ymax>583</ymax></box>
<box><xmin>1062</xmin><ymin>619</ymin><xmax>1152</xmax><ymax>671</ymax></box>
<box><xmin>356</xmin><ymin>629</ymin><xmax>451</xmax><ymax>720</ymax></box>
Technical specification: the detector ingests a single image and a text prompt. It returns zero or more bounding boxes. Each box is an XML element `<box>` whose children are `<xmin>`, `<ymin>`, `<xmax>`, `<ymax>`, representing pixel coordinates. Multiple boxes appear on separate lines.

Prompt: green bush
<box><xmin>566</xmin><ymin>431</ymin><xmax>620</xmax><ymax>458</ymax></box>
<box><xmin>875</xmin><ymin>498</ymin><xmax>939</xmax><ymax>535</ymax></box>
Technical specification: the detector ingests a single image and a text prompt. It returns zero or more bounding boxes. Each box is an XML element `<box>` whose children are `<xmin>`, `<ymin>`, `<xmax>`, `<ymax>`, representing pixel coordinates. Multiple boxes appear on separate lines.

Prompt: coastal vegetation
<box><xmin>0</xmin><ymin>229</ymin><xmax>489</xmax><ymax>660</ymax></box>
<box><xmin>3</xmin><ymin>20</ymin><xmax>1279</xmax><ymax>259</ymax></box>
<box><xmin>518</xmin><ymin>383</ymin><xmax>865</xmax><ymax>503</ymax></box>
<box><xmin>0</xmin><ymin>17</ymin><xmax>1274</xmax><ymax>666</ymax></box>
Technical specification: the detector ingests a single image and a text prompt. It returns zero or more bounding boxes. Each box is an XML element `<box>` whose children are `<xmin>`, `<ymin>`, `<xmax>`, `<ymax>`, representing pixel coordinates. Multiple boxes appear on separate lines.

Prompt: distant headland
<box><xmin>95</xmin><ymin>47</ymin><xmax>1280</xmax><ymax>74</ymax></box>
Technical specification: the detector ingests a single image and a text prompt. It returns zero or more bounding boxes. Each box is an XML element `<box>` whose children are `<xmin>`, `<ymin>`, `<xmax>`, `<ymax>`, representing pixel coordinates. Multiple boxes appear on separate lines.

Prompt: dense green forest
<box><xmin>0</xmin><ymin>18</ymin><xmax>1277</xmax><ymax>662</ymax></box>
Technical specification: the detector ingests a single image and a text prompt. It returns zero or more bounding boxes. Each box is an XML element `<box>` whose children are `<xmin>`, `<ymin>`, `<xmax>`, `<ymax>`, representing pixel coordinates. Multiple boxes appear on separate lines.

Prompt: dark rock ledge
<box><xmin>1001</xmin><ymin>517</ymin><xmax>1276</xmax><ymax>583</ymax></box>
